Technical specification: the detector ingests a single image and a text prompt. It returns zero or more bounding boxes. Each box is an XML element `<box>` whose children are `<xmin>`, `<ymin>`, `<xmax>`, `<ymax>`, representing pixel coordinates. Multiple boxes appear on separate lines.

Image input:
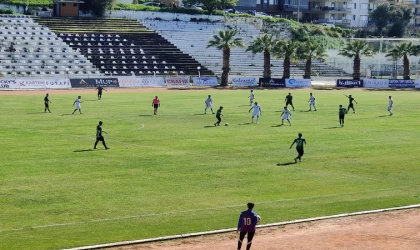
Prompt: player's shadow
<box><xmin>300</xmin><ymin>110</ymin><xmax>312</xmax><ymax>112</ymax></box>
<box><xmin>277</xmin><ymin>162</ymin><xmax>296</xmax><ymax>166</ymax></box>
<box><xmin>239</xmin><ymin>122</ymin><xmax>252</xmax><ymax>125</ymax></box>
<box><xmin>61</xmin><ymin>114</ymin><xmax>73</xmax><ymax>116</ymax></box>
<box><xmin>271</xmin><ymin>124</ymin><xmax>283</xmax><ymax>127</ymax></box>
<box><xmin>73</xmin><ymin>149</ymin><xmax>94</xmax><ymax>153</ymax></box>
<box><xmin>139</xmin><ymin>114</ymin><xmax>152</xmax><ymax>116</ymax></box>
<box><xmin>204</xmin><ymin>125</ymin><xmax>216</xmax><ymax>128</ymax></box>
<box><xmin>27</xmin><ymin>112</ymin><xmax>47</xmax><ymax>114</ymax></box>
<box><xmin>238</xmin><ymin>105</ymin><xmax>250</xmax><ymax>107</ymax></box>
<box><xmin>324</xmin><ymin>126</ymin><xmax>341</xmax><ymax>129</ymax></box>
<box><xmin>193</xmin><ymin>114</ymin><xmax>206</xmax><ymax>116</ymax></box>
<box><xmin>378</xmin><ymin>115</ymin><xmax>389</xmax><ymax>117</ymax></box>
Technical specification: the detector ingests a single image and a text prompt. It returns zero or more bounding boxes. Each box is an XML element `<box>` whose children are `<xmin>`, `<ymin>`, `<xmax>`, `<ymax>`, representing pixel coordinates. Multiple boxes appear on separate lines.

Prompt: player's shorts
<box><xmin>45</xmin><ymin>103</ymin><xmax>49</xmax><ymax>108</ymax></box>
<box><xmin>252</xmin><ymin>111</ymin><xmax>260</xmax><ymax>116</ymax></box>
<box><xmin>310</xmin><ymin>101</ymin><xmax>316</xmax><ymax>106</ymax></box>
<box><xmin>339</xmin><ymin>115</ymin><xmax>345</xmax><ymax>119</ymax></box>
<box><xmin>154</xmin><ymin>104</ymin><xmax>159</xmax><ymax>109</ymax></box>
<box><xmin>348</xmin><ymin>103</ymin><xmax>354</xmax><ymax>108</ymax></box>
<box><xmin>76</xmin><ymin>104</ymin><xmax>81</xmax><ymax>109</ymax></box>
<box><xmin>282</xmin><ymin>115</ymin><xmax>290</xmax><ymax>120</ymax></box>
<box><xmin>206</xmin><ymin>104</ymin><xmax>212</xmax><ymax>109</ymax></box>
<box><xmin>286</xmin><ymin>101</ymin><xmax>293</xmax><ymax>106</ymax></box>
<box><xmin>387</xmin><ymin>106</ymin><xmax>392</xmax><ymax>111</ymax></box>
<box><xmin>297</xmin><ymin>148</ymin><xmax>304</xmax><ymax>156</ymax></box>
<box><xmin>96</xmin><ymin>136</ymin><xmax>104</xmax><ymax>141</ymax></box>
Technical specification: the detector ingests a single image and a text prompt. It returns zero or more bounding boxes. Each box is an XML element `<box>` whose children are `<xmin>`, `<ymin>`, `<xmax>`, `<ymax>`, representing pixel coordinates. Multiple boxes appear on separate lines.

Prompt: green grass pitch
<box><xmin>0</xmin><ymin>89</ymin><xmax>419</xmax><ymax>249</ymax></box>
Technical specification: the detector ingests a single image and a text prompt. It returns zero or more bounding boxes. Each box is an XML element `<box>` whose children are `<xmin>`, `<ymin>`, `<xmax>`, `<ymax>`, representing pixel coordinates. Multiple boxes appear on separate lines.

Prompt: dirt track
<box><xmin>111</xmin><ymin>208</ymin><xmax>420</xmax><ymax>250</ymax></box>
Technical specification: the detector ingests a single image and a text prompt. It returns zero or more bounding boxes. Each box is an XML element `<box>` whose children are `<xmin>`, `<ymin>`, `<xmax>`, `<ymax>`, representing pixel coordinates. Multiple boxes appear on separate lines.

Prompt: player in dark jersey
<box><xmin>94</xmin><ymin>121</ymin><xmax>109</xmax><ymax>150</ymax></box>
<box><xmin>237</xmin><ymin>202</ymin><xmax>260</xmax><ymax>250</ymax></box>
<box><xmin>44</xmin><ymin>93</ymin><xmax>51</xmax><ymax>113</ymax></box>
<box><xmin>96</xmin><ymin>86</ymin><xmax>106</xmax><ymax>100</ymax></box>
<box><xmin>214</xmin><ymin>106</ymin><xmax>223</xmax><ymax>126</ymax></box>
<box><xmin>290</xmin><ymin>133</ymin><xmax>306</xmax><ymax>163</ymax></box>
<box><xmin>344</xmin><ymin>94</ymin><xmax>357</xmax><ymax>113</ymax></box>
<box><xmin>284</xmin><ymin>92</ymin><xmax>295</xmax><ymax>111</ymax></box>
<box><xmin>338</xmin><ymin>104</ymin><xmax>347</xmax><ymax>127</ymax></box>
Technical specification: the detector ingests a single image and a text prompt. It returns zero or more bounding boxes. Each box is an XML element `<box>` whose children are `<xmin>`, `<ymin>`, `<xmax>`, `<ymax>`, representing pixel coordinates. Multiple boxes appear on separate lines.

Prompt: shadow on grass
<box><xmin>277</xmin><ymin>162</ymin><xmax>296</xmax><ymax>166</ymax></box>
<box><xmin>238</xmin><ymin>105</ymin><xmax>250</xmax><ymax>107</ymax></box>
<box><xmin>324</xmin><ymin>126</ymin><xmax>341</xmax><ymax>129</ymax></box>
<box><xmin>73</xmin><ymin>149</ymin><xmax>94</xmax><ymax>153</ymax></box>
<box><xmin>84</xmin><ymin>100</ymin><xmax>98</xmax><ymax>102</ymax></box>
<box><xmin>27</xmin><ymin>112</ymin><xmax>47</xmax><ymax>114</ymax></box>
<box><xmin>61</xmin><ymin>114</ymin><xmax>73</xmax><ymax>116</ymax></box>
<box><xmin>139</xmin><ymin>114</ymin><xmax>153</xmax><ymax>116</ymax></box>
<box><xmin>300</xmin><ymin>110</ymin><xmax>313</xmax><ymax>112</ymax></box>
<box><xmin>378</xmin><ymin>115</ymin><xmax>389</xmax><ymax>117</ymax></box>
<box><xmin>204</xmin><ymin>125</ymin><xmax>216</xmax><ymax>128</ymax></box>
<box><xmin>271</xmin><ymin>124</ymin><xmax>283</xmax><ymax>127</ymax></box>
<box><xmin>194</xmin><ymin>114</ymin><xmax>206</xmax><ymax>116</ymax></box>
<box><xmin>239</xmin><ymin>122</ymin><xmax>252</xmax><ymax>125</ymax></box>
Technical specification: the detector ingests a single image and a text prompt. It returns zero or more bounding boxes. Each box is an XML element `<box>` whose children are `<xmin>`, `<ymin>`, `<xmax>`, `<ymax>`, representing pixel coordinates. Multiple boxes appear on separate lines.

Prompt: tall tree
<box><xmin>272</xmin><ymin>40</ymin><xmax>300</xmax><ymax>79</ymax></box>
<box><xmin>207</xmin><ymin>29</ymin><xmax>244</xmax><ymax>86</ymax></box>
<box><xmin>386</xmin><ymin>42</ymin><xmax>420</xmax><ymax>80</ymax></box>
<box><xmin>338</xmin><ymin>40</ymin><xmax>375</xmax><ymax>80</ymax></box>
<box><xmin>80</xmin><ymin>0</ymin><xmax>113</xmax><ymax>17</ymax></box>
<box><xmin>370</xmin><ymin>4</ymin><xmax>413</xmax><ymax>38</ymax></box>
<box><xmin>297</xmin><ymin>41</ymin><xmax>327</xmax><ymax>79</ymax></box>
<box><xmin>246</xmin><ymin>34</ymin><xmax>277</xmax><ymax>78</ymax></box>
<box><xmin>369</xmin><ymin>4</ymin><xmax>391</xmax><ymax>36</ymax></box>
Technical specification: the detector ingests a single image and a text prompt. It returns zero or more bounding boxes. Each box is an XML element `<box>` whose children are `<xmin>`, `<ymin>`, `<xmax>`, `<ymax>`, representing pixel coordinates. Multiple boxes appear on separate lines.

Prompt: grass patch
<box><xmin>0</xmin><ymin>89</ymin><xmax>419</xmax><ymax>249</ymax></box>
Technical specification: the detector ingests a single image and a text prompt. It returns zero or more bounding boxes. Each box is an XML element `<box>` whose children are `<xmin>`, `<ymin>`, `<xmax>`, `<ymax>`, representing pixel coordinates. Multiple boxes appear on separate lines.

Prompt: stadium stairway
<box><xmin>33</xmin><ymin>17</ymin><xmax>214</xmax><ymax>77</ymax></box>
<box><xmin>142</xmin><ymin>20</ymin><xmax>349</xmax><ymax>78</ymax></box>
<box><xmin>0</xmin><ymin>14</ymin><xmax>101</xmax><ymax>78</ymax></box>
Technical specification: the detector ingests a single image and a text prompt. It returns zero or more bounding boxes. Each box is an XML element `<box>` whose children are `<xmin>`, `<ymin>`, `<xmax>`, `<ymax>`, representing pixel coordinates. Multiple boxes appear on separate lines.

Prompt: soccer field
<box><xmin>0</xmin><ymin>89</ymin><xmax>419</xmax><ymax>250</ymax></box>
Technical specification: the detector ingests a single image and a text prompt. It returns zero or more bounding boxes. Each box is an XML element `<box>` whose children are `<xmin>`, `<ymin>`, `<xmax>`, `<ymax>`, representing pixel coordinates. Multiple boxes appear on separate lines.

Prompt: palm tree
<box><xmin>338</xmin><ymin>40</ymin><xmax>375</xmax><ymax>80</ymax></box>
<box><xmin>272</xmin><ymin>40</ymin><xmax>300</xmax><ymax>79</ymax></box>
<box><xmin>385</xmin><ymin>42</ymin><xmax>419</xmax><ymax>80</ymax></box>
<box><xmin>207</xmin><ymin>29</ymin><xmax>245</xmax><ymax>86</ymax></box>
<box><xmin>298</xmin><ymin>41</ymin><xmax>328</xmax><ymax>79</ymax></box>
<box><xmin>246</xmin><ymin>34</ymin><xmax>277</xmax><ymax>78</ymax></box>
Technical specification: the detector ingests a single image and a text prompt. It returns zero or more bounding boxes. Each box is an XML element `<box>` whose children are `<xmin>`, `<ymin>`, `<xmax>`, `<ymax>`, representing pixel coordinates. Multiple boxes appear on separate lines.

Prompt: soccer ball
<box><xmin>225</xmin><ymin>123</ymin><xmax>229</xmax><ymax>126</ymax></box>
<box><xmin>257</xmin><ymin>215</ymin><xmax>261</xmax><ymax>222</ymax></box>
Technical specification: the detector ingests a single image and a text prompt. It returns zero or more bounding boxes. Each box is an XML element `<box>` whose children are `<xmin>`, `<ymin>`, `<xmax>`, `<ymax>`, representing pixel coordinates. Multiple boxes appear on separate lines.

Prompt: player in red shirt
<box><xmin>152</xmin><ymin>96</ymin><xmax>160</xmax><ymax>115</ymax></box>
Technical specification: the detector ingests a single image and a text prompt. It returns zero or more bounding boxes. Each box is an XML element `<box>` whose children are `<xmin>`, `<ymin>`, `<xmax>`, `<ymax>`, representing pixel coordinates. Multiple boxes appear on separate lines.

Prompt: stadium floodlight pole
<box><xmin>297</xmin><ymin>0</ymin><xmax>300</xmax><ymax>22</ymax></box>
<box><xmin>197</xmin><ymin>66</ymin><xmax>201</xmax><ymax>77</ymax></box>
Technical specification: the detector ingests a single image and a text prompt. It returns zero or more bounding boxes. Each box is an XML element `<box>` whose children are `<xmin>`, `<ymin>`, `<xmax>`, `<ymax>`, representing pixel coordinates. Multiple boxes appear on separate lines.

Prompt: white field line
<box><xmin>0</xmin><ymin>186</ymin><xmax>416</xmax><ymax>234</ymax></box>
<box><xmin>64</xmin><ymin>204</ymin><xmax>420</xmax><ymax>250</ymax></box>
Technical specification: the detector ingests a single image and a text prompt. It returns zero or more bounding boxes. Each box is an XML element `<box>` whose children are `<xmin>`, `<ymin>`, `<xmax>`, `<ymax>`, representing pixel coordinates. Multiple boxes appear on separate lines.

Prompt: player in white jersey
<box><xmin>281</xmin><ymin>106</ymin><xmax>292</xmax><ymax>126</ymax></box>
<box><xmin>204</xmin><ymin>95</ymin><xmax>214</xmax><ymax>114</ymax></box>
<box><xmin>248</xmin><ymin>102</ymin><xmax>262</xmax><ymax>123</ymax></box>
<box><xmin>249</xmin><ymin>90</ymin><xmax>255</xmax><ymax>106</ymax></box>
<box><xmin>388</xmin><ymin>96</ymin><xmax>393</xmax><ymax>116</ymax></box>
<box><xmin>308</xmin><ymin>92</ymin><xmax>317</xmax><ymax>111</ymax></box>
<box><xmin>72</xmin><ymin>96</ymin><xmax>83</xmax><ymax>114</ymax></box>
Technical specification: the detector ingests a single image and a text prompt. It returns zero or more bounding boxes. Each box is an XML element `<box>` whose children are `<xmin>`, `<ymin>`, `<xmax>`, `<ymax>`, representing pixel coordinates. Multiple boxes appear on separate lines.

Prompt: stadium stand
<box><xmin>142</xmin><ymin>19</ymin><xmax>349</xmax><ymax>78</ymax></box>
<box><xmin>34</xmin><ymin>18</ymin><xmax>213</xmax><ymax>76</ymax></box>
<box><xmin>0</xmin><ymin>15</ymin><xmax>101</xmax><ymax>78</ymax></box>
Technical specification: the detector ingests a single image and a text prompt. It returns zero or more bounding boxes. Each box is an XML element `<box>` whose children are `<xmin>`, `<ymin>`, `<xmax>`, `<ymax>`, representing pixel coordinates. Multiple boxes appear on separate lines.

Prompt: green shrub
<box><xmin>0</xmin><ymin>9</ymin><xmax>15</xmax><ymax>14</ymax></box>
<box><xmin>2</xmin><ymin>0</ymin><xmax>52</xmax><ymax>7</ymax></box>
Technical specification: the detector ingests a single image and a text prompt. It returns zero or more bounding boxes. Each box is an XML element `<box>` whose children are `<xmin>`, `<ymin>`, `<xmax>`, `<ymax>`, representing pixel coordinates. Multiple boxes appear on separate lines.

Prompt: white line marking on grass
<box><xmin>64</xmin><ymin>204</ymin><xmax>420</xmax><ymax>250</ymax></box>
<box><xmin>0</xmin><ymin>186</ymin><xmax>416</xmax><ymax>234</ymax></box>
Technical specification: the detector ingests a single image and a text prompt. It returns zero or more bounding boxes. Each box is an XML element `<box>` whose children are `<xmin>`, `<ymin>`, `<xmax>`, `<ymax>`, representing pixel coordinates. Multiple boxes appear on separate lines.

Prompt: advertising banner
<box><xmin>258</xmin><ymin>78</ymin><xmax>286</xmax><ymax>87</ymax></box>
<box><xmin>336</xmin><ymin>79</ymin><xmax>363</xmax><ymax>88</ymax></box>
<box><xmin>388</xmin><ymin>79</ymin><xmax>415</xmax><ymax>88</ymax></box>
<box><xmin>165</xmin><ymin>76</ymin><xmax>191</xmax><ymax>87</ymax></box>
<box><xmin>45</xmin><ymin>79</ymin><xmax>72</xmax><ymax>89</ymax></box>
<box><xmin>415</xmin><ymin>79</ymin><xmax>420</xmax><ymax>89</ymax></box>
<box><xmin>286</xmin><ymin>78</ymin><xmax>312</xmax><ymax>88</ymax></box>
<box><xmin>0</xmin><ymin>79</ymin><xmax>20</xmax><ymax>89</ymax></box>
<box><xmin>232</xmin><ymin>77</ymin><xmax>258</xmax><ymax>87</ymax></box>
<box><xmin>70</xmin><ymin>78</ymin><xmax>120</xmax><ymax>88</ymax></box>
<box><xmin>192</xmin><ymin>77</ymin><xmax>218</xmax><ymax>87</ymax></box>
<box><xmin>363</xmin><ymin>79</ymin><xmax>389</xmax><ymax>88</ymax></box>
<box><xmin>118</xmin><ymin>77</ymin><xmax>166</xmax><ymax>87</ymax></box>
<box><xmin>18</xmin><ymin>79</ymin><xmax>46</xmax><ymax>89</ymax></box>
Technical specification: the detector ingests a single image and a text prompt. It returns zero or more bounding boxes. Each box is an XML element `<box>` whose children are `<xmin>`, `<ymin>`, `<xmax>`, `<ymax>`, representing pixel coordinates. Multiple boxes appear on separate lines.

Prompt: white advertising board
<box><xmin>286</xmin><ymin>78</ymin><xmax>312</xmax><ymax>88</ymax></box>
<box><xmin>231</xmin><ymin>77</ymin><xmax>257</xmax><ymax>87</ymax></box>
<box><xmin>165</xmin><ymin>76</ymin><xmax>191</xmax><ymax>87</ymax></box>
<box><xmin>192</xmin><ymin>77</ymin><xmax>218</xmax><ymax>86</ymax></box>
<box><xmin>0</xmin><ymin>79</ymin><xmax>20</xmax><ymax>89</ymax></box>
<box><xmin>17</xmin><ymin>79</ymin><xmax>46</xmax><ymax>89</ymax></box>
<box><xmin>363</xmin><ymin>79</ymin><xmax>389</xmax><ymax>88</ymax></box>
<box><xmin>45</xmin><ymin>79</ymin><xmax>72</xmax><ymax>89</ymax></box>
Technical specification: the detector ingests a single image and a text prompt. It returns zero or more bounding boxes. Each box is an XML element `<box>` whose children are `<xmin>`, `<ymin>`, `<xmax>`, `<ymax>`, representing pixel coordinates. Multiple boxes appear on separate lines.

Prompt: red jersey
<box><xmin>153</xmin><ymin>98</ymin><xmax>160</xmax><ymax>105</ymax></box>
